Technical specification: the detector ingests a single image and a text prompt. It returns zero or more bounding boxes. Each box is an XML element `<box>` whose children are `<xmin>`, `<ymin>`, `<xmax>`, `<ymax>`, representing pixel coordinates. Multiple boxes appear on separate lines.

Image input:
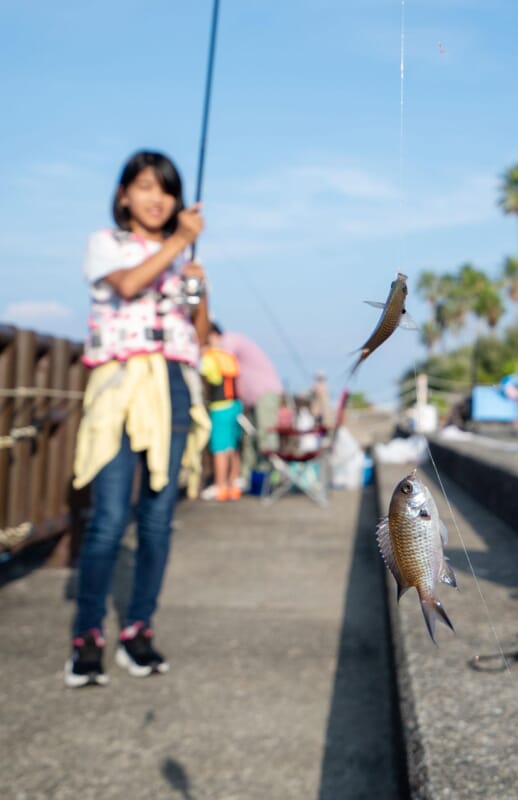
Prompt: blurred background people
<box><xmin>209</xmin><ymin>322</ymin><xmax>283</xmax><ymax>483</ymax></box>
<box><xmin>200</xmin><ymin>327</ymin><xmax>243</xmax><ymax>501</ymax></box>
<box><xmin>310</xmin><ymin>370</ymin><xmax>331</xmax><ymax>427</ymax></box>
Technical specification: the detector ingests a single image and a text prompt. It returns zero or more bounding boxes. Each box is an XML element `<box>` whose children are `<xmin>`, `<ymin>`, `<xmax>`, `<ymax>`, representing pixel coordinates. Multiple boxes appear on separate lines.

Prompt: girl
<box><xmin>65</xmin><ymin>151</ymin><xmax>207</xmax><ymax>687</ymax></box>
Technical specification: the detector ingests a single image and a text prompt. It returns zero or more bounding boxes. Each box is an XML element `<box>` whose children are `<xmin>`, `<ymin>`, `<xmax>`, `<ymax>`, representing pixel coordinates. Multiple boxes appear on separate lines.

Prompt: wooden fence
<box><xmin>0</xmin><ymin>325</ymin><xmax>89</xmax><ymax>566</ymax></box>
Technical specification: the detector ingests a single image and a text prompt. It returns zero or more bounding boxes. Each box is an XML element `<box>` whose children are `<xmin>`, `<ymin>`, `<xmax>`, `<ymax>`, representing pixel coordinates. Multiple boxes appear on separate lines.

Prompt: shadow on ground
<box><xmin>318</xmin><ymin>484</ymin><xmax>409</xmax><ymax>800</ymax></box>
<box><xmin>0</xmin><ymin>538</ymin><xmax>56</xmax><ymax>588</ymax></box>
<box><xmin>161</xmin><ymin>757</ymin><xmax>197</xmax><ymax>800</ymax></box>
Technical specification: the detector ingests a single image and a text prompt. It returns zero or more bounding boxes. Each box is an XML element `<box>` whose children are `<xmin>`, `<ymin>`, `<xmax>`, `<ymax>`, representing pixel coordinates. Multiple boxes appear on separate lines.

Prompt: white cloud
<box><xmin>290</xmin><ymin>165</ymin><xmax>397</xmax><ymax>199</ymax></box>
<box><xmin>3</xmin><ymin>301</ymin><xmax>73</xmax><ymax>323</ymax></box>
<box><xmin>202</xmin><ymin>159</ymin><xmax>500</xmax><ymax>264</ymax></box>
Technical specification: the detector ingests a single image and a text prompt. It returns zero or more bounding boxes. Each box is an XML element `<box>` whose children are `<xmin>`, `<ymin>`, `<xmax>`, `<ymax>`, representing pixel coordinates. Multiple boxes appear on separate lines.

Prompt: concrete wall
<box><xmin>428</xmin><ymin>438</ymin><xmax>518</xmax><ymax>532</ymax></box>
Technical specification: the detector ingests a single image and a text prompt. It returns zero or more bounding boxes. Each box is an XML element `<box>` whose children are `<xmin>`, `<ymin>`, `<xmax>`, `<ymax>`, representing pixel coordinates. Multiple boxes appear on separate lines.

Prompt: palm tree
<box><xmin>502</xmin><ymin>256</ymin><xmax>518</xmax><ymax>303</ymax></box>
<box><xmin>457</xmin><ymin>262</ymin><xmax>488</xmax><ymax>296</ymax></box>
<box><xmin>417</xmin><ymin>270</ymin><xmax>443</xmax><ymax>310</ymax></box>
<box><xmin>420</xmin><ymin>320</ymin><xmax>441</xmax><ymax>353</ymax></box>
<box><xmin>473</xmin><ymin>284</ymin><xmax>505</xmax><ymax>330</ymax></box>
<box><xmin>499</xmin><ymin>165</ymin><xmax>518</xmax><ymax>217</ymax></box>
<box><xmin>433</xmin><ymin>269</ymin><xmax>477</xmax><ymax>344</ymax></box>
<box><xmin>470</xmin><ymin>282</ymin><xmax>504</xmax><ymax>384</ymax></box>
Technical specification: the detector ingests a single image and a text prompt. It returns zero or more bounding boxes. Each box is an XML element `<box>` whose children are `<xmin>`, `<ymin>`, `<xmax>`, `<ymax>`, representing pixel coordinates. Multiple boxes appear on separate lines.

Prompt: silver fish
<box><xmin>376</xmin><ymin>469</ymin><xmax>457</xmax><ymax>643</ymax></box>
<box><xmin>349</xmin><ymin>272</ymin><xmax>416</xmax><ymax>379</ymax></box>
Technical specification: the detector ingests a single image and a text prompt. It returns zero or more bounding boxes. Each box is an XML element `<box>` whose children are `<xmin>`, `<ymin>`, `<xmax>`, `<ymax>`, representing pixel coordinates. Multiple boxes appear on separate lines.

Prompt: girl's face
<box><xmin>119</xmin><ymin>167</ymin><xmax>176</xmax><ymax>239</ymax></box>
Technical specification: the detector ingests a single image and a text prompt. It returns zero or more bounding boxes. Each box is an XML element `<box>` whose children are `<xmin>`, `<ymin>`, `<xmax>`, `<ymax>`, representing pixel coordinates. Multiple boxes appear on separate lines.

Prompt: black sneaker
<box><xmin>64</xmin><ymin>629</ymin><xmax>109</xmax><ymax>688</ymax></box>
<box><xmin>115</xmin><ymin>623</ymin><xmax>170</xmax><ymax>677</ymax></box>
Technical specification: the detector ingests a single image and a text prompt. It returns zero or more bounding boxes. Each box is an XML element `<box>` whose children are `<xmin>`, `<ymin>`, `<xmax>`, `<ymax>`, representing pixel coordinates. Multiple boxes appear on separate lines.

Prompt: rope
<box><xmin>0</xmin><ymin>386</ymin><xmax>84</xmax><ymax>400</ymax></box>
<box><xmin>0</xmin><ymin>425</ymin><xmax>39</xmax><ymax>450</ymax></box>
<box><xmin>0</xmin><ymin>521</ymin><xmax>33</xmax><ymax>549</ymax></box>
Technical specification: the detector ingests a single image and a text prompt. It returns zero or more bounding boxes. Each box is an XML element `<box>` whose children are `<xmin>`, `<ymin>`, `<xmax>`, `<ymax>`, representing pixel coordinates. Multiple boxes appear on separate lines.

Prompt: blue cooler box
<box><xmin>471</xmin><ymin>386</ymin><xmax>518</xmax><ymax>422</ymax></box>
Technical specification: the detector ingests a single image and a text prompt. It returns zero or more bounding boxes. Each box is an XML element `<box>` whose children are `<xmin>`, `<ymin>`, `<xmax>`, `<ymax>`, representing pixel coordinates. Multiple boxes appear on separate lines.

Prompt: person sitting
<box><xmin>294</xmin><ymin>394</ymin><xmax>319</xmax><ymax>456</ymax></box>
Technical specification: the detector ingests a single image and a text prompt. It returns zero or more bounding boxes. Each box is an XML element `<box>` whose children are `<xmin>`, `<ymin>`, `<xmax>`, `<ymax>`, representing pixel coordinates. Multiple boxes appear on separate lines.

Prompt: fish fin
<box><xmin>434</xmin><ymin>599</ymin><xmax>455</xmax><ymax>630</ymax></box>
<box><xmin>398</xmin><ymin>309</ymin><xmax>419</xmax><ymax>330</ymax></box>
<box><xmin>439</xmin><ymin>519</ymin><xmax>449</xmax><ymax>545</ymax></box>
<box><xmin>363</xmin><ymin>300</ymin><xmax>386</xmax><ymax>309</ymax></box>
<box><xmin>420</xmin><ymin>596</ymin><xmax>455</xmax><ymax>644</ymax></box>
<box><xmin>347</xmin><ymin>345</ymin><xmax>367</xmax><ymax>357</ymax></box>
<box><xmin>439</xmin><ymin>556</ymin><xmax>457</xmax><ymax>589</ymax></box>
<box><xmin>375</xmin><ymin>516</ymin><xmax>407</xmax><ymax>591</ymax></box>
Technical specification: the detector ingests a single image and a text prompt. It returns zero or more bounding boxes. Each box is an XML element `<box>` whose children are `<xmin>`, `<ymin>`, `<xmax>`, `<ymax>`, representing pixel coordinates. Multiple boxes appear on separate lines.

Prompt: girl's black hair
<box><xmin>112</xmin><ymin>150</ymin><xmax>185</xmax><ymax>236</ymax></box>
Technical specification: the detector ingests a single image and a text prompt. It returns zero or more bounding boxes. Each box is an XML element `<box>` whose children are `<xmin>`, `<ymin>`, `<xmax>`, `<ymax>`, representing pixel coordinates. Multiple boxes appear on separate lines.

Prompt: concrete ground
<box><xmin>0</xmin><ymin>485</ymin><xmax>405</xmax><ymax>800</ymax></box>
<box><xmin>4</xmin><ymin>427</ymin><xmax>516</xmax><ymax>800</ymax></box>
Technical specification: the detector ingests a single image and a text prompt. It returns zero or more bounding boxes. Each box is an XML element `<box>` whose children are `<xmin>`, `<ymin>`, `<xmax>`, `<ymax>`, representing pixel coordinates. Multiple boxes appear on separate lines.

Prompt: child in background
<box><xmin>200</xmin><ymin>326</ymin><xmax>243</xmax><ymax>501</ymax></box>
<box><xmin>66</xmin><ymin>150</ymin><xmax>207</xmax><ymax>687</ymax></box>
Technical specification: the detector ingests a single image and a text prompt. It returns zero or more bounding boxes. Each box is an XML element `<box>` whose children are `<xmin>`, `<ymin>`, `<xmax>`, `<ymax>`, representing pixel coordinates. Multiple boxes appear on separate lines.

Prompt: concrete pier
<box><xmin>1</xmin><ymin>487</ymin><xmax>404</xmax><ymax>800</ymax></box>
<box><xmin>2</xmin><ymin>431</ymin><xmax>518</xmax><ymax>799</ymax></box>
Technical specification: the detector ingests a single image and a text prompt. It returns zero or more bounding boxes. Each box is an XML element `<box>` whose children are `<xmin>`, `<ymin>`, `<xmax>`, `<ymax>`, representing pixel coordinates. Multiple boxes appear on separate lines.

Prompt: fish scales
<box><xmin>390</xmin><ymin>514</ymin><xmax>436</xmax><ymax>593</ymax></box>
<box><xmin>349</xmin><ymin>272</ymin><xmax>412</xmax><ymax>378</ymax></box>
<box><xmin>376</xmin><ymin>470</ymin><xmax>457</xmax><ymax>642</ymax></box>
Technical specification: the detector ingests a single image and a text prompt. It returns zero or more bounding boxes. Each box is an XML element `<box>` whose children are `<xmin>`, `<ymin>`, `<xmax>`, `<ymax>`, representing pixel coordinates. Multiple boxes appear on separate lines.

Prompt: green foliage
<box><xmin>348</xmin><ymin>392</ymin><xmax>371</xmax><ymax>409</ymax></box>
<box><xmin>499</xmin><ymin>165</ymin><xmax>518</xmax><ymax>215</ymax></box>
<box><xmin>503</xmin><ymin>257</ymin><xmax>518</xmax><ymax>302</ymax></box>
<box><xmin>399</xmin><ymin>326</ymin><xmax>518</xmax><ymax>401</ymax></box>
<box><xmin>427</xmin><ymin>393</ymin><xmax>451</xmax><ymax>417</ymax></box>
<box><xmin>398</xmin><ymin>162</ymin><xmax>518</xmax><ymax>410</ymax></box>
<box><xmin>473</xmin><ymin>334</ymin><xmax>509</xmax><ymax>383</ymax></box>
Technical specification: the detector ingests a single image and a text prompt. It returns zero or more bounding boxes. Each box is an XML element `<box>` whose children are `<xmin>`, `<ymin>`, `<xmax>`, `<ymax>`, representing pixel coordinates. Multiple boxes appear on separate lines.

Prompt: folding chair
<box><xmin>259</xmin><ymin>390</ymin><xmax>349</xmax><ymax>507</ymax></box>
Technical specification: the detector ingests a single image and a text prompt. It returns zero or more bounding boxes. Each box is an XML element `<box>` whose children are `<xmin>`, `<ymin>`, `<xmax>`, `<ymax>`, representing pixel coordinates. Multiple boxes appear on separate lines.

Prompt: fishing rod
<box><xmin>181</xmin><ymin>0</ymin><xmax>220</xmax><ymax>306</ymax></box>
<box><xmin>192</xmin><ymin>0</ymin><xmax>220</xmax><ymax>260</ymax></box>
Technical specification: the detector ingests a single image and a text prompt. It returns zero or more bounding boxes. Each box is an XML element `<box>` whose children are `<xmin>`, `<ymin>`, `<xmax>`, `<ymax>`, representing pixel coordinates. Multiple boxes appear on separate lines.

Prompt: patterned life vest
<box><xmin>206</xmin><ymin>348</ymin><xmax>239</xmax><ymax>403</ymax></box>
<box><xmin>82</xmin><ymin>230</ymin><xmax>199</xmax><ymax>368</ymax></box>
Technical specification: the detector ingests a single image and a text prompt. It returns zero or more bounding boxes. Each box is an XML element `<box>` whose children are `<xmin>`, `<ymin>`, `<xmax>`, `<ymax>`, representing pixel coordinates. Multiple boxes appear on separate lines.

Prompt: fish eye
<box><xmin>400</xmin><ymin>481</ymin><xmax>412</xmax><ymax>494</ymax></box>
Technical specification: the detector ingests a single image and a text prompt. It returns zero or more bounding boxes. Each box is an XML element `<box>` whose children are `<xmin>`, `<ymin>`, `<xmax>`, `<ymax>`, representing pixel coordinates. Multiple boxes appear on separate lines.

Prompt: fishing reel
<box><xmin>178</xmin><ymin>274</ymin><xmax>206</xmax><ymax>309</ymax></box>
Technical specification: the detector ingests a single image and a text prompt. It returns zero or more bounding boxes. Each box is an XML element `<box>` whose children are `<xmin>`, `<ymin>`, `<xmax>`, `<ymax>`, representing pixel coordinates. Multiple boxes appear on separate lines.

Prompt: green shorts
<box><xmin>209</xmin><ymin>400</ymin><xmax>244</xmax><ymax>453</ymax></box>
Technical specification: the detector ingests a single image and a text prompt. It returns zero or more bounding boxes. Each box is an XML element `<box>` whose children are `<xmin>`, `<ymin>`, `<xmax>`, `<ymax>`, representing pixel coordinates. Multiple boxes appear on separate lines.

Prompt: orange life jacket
<box><xmin>206</xmin><ymin>348</ymin><xmax>240</xmax><ymax>402</ymax></box>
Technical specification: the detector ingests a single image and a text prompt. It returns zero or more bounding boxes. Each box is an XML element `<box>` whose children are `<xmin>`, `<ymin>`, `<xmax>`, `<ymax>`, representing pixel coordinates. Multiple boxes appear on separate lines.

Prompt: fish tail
<box><xmin>420</xmin><ymin>596</ymin><xmax>455</xmax><ymax>644</ymax></box>
<box><xmin>347</xmin><ymin>348</ymin><xmax>369</xmax><ymax>380</ymax></box>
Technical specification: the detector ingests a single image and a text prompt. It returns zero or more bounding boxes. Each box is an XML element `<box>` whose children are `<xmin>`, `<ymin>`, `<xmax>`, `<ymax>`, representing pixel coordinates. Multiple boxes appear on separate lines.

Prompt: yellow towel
<box><xmin>73</xmin><ymin>353</ymin><xmax>171</xmax><ymax>492</ymax></box>
<box><xmin>181</xmin><ymin>404</ymin><xmax>212</xmax><ymax>499</ymax></box>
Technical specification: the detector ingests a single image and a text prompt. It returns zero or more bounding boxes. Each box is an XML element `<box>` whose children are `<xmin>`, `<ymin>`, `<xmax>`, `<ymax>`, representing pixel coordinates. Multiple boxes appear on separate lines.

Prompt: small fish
<box><xmin>376</xmin><ymin>470</ymin><xmax>457</xmax><ymax>643</ymax></box>
<box><xmin>348</xmin><ymin>272</ymin><xmax>416</xmax><ymax>379</ymax></box>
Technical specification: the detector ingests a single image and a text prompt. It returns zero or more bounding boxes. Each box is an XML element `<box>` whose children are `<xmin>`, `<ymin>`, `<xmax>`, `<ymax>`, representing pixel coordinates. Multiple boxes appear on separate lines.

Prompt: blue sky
<box><xmin>1</xmin><ymin>0</ymin><xmax>517</xmax><ymax>406</ymax></box>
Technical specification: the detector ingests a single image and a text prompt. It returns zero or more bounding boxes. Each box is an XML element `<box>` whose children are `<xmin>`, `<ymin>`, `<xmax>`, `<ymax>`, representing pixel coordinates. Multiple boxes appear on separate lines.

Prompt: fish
<box><xmin>376</xmin><ymin>469</ymin><xmax>457</xmax><ymax>643</ymax></box>
<box><xmin>348</xmin><ymin>271</ymin><xmax>417</xmax><ymax>379</ymax></box>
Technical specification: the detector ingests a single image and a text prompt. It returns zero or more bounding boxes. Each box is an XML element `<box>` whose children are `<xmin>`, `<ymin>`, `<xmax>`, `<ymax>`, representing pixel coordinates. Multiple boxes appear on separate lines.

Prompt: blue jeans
<box><xmin>74</xmin><ymin>361</ymin><xmax>191</xmax><ymax>636</ymax></box>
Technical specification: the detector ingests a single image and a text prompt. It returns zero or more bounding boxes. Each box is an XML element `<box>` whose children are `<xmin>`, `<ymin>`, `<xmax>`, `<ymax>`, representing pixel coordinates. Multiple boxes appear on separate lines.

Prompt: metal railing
<box><xmin>0</xmin><ymin>325</ymin><xmax>89</xmax><ymax>565</ymax></box>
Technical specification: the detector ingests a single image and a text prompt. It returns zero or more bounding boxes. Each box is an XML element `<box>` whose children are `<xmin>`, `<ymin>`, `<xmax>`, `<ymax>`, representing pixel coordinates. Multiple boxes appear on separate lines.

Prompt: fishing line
<box><xmin>411</xmin><ymin>364</ymin><xmax>512</xmax><ymax>675</ymax></box>
<box><xmin>211</xmin><ymin>247</ymin><xmax>313</xmax><ymax>385</ymax></box>
<box><xmin>397</xmin><ymin>3</ymin><xmax>510</xmax><ymax>673</ymax></box>
<box><xmin>332</xmin><ymin>0</ymin><xmax>408</xmax><ymax>399</ymax></box>
<box><xmin>397</xmin><ymin>0</ymin><xmax>406</xmax><ymax>272</ymax></box>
